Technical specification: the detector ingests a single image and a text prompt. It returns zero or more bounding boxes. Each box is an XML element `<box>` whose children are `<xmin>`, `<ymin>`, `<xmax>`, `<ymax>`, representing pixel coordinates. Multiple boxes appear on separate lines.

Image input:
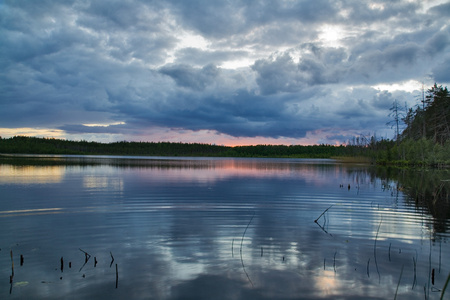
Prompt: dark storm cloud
<box><xmin>371</xmin><ymin>91</ymin><xmax>396</xmax><ymax>110</ymax></box>
<box><xmin>251</xmin><ymin>54</ymin><xmax>304</xmax><ymax>95</ymax></box>
<box><xmin>1</xmin><ymin>0</ymin><xmax>449</xmax><ymax>143</ymax></box>
<box><xmin>159</xmin><ymin>64</ymin><xmax>221</xmax><ymax>91</ymax></box>
<box><xmin>425</xmin><ymin>28</ymin><xmax>450</xmax><ymax>55</ymax></box>
<box><xmin>112</xmin><ymin>88</ymin><xmax>313</xmax><ymax>138</ymax></box>
<box><xmin>428</xmin><ymin>1</ymin><xmax>450</xmax><ymax>16</ymax></box>
<box><xmin>166</xmin><ymin>0</ymin><xmax>339</xmax><ymax>38</ymax></box>
<box><xmin>432</xmin><ymin>55</ymin><xmax>450</xmax><ymax>82</ymax></box>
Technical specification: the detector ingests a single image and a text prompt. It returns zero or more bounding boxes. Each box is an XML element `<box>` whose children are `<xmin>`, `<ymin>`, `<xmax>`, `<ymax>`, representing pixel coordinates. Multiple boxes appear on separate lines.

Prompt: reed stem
<box><xmin>115</xmin><ymin>264</ymin><xmax>118</xmax><ymax>289</ymax></box>
<box><xmin>231</xmin><ymin>239</ymin><xmax>234</xmax><ymax>258</ymax></box>
<box><xmin>10</xmin><ymin>250</ymin><xmax>14</xmax><ymax>278</ymax></box>
<box><xmin>333</xmin><ymin>251</ymin><xmax>337</xmax><ymax>273</ymax></box>
<box><xmin>441</xmin><ymin>272</ymin><xmax>450</xmax><ymax>300</ymax></box>
<box><xmin>394</xmin><ymin>265</ymin><xmax>404</xmax><ymax>300</ymax></box>
<box><xmin>374</xmin><ymin>218</ymin><xmax>382</xmax><ymax>283</ymax></box>
<box><xmin>110</xmin><ymin>251</ymin><xmax>115</xmax><ymax>267</ymax></box>
<box><xmin>240</xmin><ymin>213</ymin><xmax>255</xmax><ymax>287</ymax></box>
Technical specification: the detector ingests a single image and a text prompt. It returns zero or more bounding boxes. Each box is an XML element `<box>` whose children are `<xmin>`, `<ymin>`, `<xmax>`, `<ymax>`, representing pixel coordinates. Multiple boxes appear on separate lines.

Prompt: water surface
<box><xmin>0</xmin><ymin>156</ymin><xmax>449</xmax><ymax>299</ymax></box>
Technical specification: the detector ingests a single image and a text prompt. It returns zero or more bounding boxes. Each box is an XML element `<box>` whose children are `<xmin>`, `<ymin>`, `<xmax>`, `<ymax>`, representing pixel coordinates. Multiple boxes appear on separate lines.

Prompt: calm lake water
<box><xmin>0</xmin><ymin>155</ymin><xmax>449</xmax><ymax>299</ymax></box>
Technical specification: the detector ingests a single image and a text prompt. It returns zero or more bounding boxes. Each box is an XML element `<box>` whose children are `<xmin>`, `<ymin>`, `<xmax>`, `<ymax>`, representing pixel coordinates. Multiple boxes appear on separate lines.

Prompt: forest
<box><xmin>0</xmin><ymin>83</ymin><xmax>449</xmax><ymax>166</ymax></box>
<box><xmin>0</xmin><ymin>136</ymin><xmax>352</xmax><ymax>158</ymax></box>
<box><xmin>367</xmin><ymin>83</ymin><xmax>450</xmax><ymax>166</ymax></box>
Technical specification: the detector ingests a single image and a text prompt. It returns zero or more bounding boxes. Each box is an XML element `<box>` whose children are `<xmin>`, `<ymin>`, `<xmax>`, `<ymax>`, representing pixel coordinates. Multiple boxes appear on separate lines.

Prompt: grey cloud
<box><xmin>159</xmin><ymin>64</ymin><xmax>221</xmax><ymax>91</ymax></box>
<box><xmin>1</xmin><ymin>0</ymin><xmax>449</xmax><ymax>143</ymax></box>
<box><xmin>166</xmin><ymin>0</ymin><xmax>248</xmax><ymax>38</ymax></box>
<box><xmin>252</xmin><ymin>53</ymin><xmax>303</xmax><ymax>95</ymax></box>
<box><xmin>251</xmin><ymin>46</ymin><xmax>348</xmax><ymax>94</ymax></box>
<box><xmin>432</xmin><ymin>54</ymin><xmax>450</xmax><ymax>82</ymax></box>
<box><xmin>76</xmin><ymin>0</ymin><xmax>165</xmax><ymax>32</ymax></box>
<box><xmin>0</xmin><ymin>3</ymin><xmax>174</xmax><ymax>69</ymax></box>
<box><xmin>362</xmin><ymin>42</ymin><xmax>421</xmax><ymax>71</ymax></box>
<box><xmin>428</xmin><ymin>2</ymin><xmax>450</xmax><ymax>17</ymax></box>
<box><xmin>241</xmin><ymin>0</ymin><xmax>340</xmax><ymax>24</ymax></box>
<box><xmin>322</xmin><ymin>47</ymin><xmax>348</xmax><ymax>65</ymax></box>
<box><xmin>425</xmin><ymin>28</ymin><xmax>450</xmax><ymax>56</ymax></box>
<box><xmin>298</xmin><ymin>57</ymin><xmax>340</xmax><ymax>85</ymax></box>
<box><xmin>316</xmin><ymin>87</ymin><xmax>394</xmax><ymax>133</ymax></box>
<box><xmin>212</xmin><ymin>21</ymin><xmax>316</xmax><ymax>52</ymax></box>
<box><xmin>251</xmin><ymin>36</ymin><xmax>434</xmax><ymax>95</ymax></box>
<box><xmin>174</xmin><ymin>48</ymin><xmax>249</xmax><ymax>66</ymax></box>
<box><xmin>344</xmin><ymin>45</ymin><xmax>422</xmax><ymax>84</ymax></box>
<box><xmin>104</xmin><ymin>85</ymin><xmax>316</xmax><ymax>139</ymax></box>
<box><xmin>81</xmin><ymin>1</ymin><xmax>144</xmax><ymax>29</ymax></box>
<box><xmin>343</xmin><ymin>1</ymin><xmax>420</xmax><ymax>24</ymax></box>
<box><xmin>335</xmin><ymin>98</ymin><xmax>373</xmax><ymax>121</ymax></box>
<box><xmin>371</xmin><ymin>91</ymin><xmax>395</xmax><ymax>110</ymax></box>
<box><xmin>167</xmin><ymin>0</ymin><xmax>339</xmax><ymax>39</ymax></box>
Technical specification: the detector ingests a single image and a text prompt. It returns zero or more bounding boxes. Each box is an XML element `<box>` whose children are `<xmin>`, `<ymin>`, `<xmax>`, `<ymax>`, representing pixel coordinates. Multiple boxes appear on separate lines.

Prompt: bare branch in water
<box><xmin>240</xmin><ymin>212</ymin><xmax>255</xmax><ymax>287</ymax></box>
<box><xmin>314</xmin><ymin>205</ymin><xmax>333</xmax><ymax>223</ymax></box>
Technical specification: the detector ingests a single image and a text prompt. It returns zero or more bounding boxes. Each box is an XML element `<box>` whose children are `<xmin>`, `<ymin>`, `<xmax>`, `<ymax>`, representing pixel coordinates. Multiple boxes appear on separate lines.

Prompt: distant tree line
<box><xmin>0</xmin><ymin>136</ymin><xmax>360</xmax><ymax>159</ymax></box>
<box><xmin>0</xmin><ymin>136</ymin><xmax>229</xmax><ymax>157</ymax></box>
<box><xmin>0</xmin><ymin>83</ymin><xmax>448</xmax><ymax>166</ymax></box>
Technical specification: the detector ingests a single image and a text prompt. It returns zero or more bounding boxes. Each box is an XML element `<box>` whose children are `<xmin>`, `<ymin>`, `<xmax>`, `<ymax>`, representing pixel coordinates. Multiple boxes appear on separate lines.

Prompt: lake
<box><xmin>0</xmin><ymin>155</ymin><xmax>449</xmax><ymax>299</ymax></box>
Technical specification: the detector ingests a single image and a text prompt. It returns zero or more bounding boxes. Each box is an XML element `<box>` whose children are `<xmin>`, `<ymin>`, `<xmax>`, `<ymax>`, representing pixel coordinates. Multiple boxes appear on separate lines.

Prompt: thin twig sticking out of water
<box><xmin>115</xmin><ymin>264</ymin><xmax>118</xmax><ymax>289</ymax></box>
<box><xmin>10</xmin><ymin>250</ymin><xmax>14</xmax><ymax>294</ymax></box>
<box><xmin>110</xmin><ymin>251</ymin><xmax>115</xmax><ymax>267</ymax></box>
<box><xmin>374</xmin><ymin>218</ymin><xmax>382</xmax><ymax>283</ymax></box>
<box><xmin>412</xmin><ymin>255</ymin><xmax>417</xmax><ymax>290</ymax></box>
<box><xmin>394</xmin><ymin>265</ymin><xmax>404</xmax><ymax>300</ymax></box>
<box><xmin>315</xmin><ymin>219</ymin><xmax>333</xmax><ymax>237</ymax></box>
<box><xmin>427</xmin><ymin>236</ymin><xmax>432</xmax><ymax>299</ymax></box>
<box><xmin>240</xmin><ymin>212</ymin><xmax>255</xmax><ymax>287</ymax></box>
<box><xmin>441</xmin><ymin>272</ymin><xmax>450</xmax><ymax>300</ymax></box>
<box><xmin>314</xmin><ymin>205</ymin><xmax>333</xmax><ymax>223</ymax></box>
<box><xmin>389</xmin><ymin>243</ymin><xmax>391</xmax><ymax>261</ymax></box>
<box><xmin>231</xmin><ymin>239</ymin><xmax>234</xmax><ymax>258</ymax></box>
<box><xmin>333</xmin><ymin>251</ymin><xmax>337</xmax><ymax>273</ymax></box>
<box><xmin>79</xmin><ymin>248</ymin><xmax>91</xmax><ymax>272</ymax></box>
<box><xmin>10</xmin><ymin>250</ymin><xmax>14</xmax><ymax>279</ymax></box>
<box><xmin>79</xmin><ymin>248</ymin><xmax>91</xmax><ymax>261</ymax></box>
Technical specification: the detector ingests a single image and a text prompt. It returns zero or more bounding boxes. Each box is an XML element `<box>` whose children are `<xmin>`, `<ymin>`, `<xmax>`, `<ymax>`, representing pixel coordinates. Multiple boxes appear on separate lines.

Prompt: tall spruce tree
<box><xmin>425</xmin><ymin>83</ymin><xmax>450</xmax><ymax>144</ymax></box>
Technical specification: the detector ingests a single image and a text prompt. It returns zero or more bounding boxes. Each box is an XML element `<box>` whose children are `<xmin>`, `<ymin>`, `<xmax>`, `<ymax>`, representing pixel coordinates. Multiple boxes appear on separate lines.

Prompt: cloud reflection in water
<box><xmin>0</xmin><ymin>157</ymin><xmax>448</xmax><ymax>299</ymax></box>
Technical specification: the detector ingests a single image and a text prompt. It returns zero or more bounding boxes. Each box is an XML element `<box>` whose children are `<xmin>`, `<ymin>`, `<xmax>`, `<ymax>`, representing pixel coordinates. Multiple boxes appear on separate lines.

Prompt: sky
<box><xmin>1</xmin><ymin>0</ymin><xmax>450</xmax><ymax>146</ymax></box>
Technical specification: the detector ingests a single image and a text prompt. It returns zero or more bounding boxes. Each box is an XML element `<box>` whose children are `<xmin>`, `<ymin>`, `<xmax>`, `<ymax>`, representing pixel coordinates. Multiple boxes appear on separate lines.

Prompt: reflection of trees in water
<box><xmin>375</xmin><ymin>167</ymin><xmax>450</xmax><ymax>234</ymax></box>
